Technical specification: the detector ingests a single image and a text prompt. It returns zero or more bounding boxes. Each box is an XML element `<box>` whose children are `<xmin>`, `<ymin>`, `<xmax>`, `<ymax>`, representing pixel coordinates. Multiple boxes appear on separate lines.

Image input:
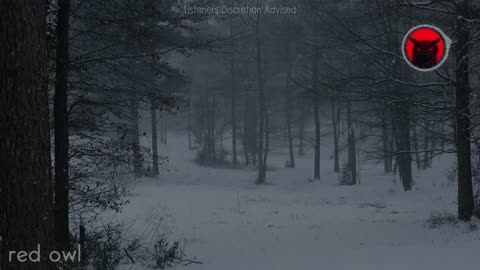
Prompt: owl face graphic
<box><xmin>402</xmin><ymin>25</ymin><xmax>450</xmax><ymax>72</ymax></box>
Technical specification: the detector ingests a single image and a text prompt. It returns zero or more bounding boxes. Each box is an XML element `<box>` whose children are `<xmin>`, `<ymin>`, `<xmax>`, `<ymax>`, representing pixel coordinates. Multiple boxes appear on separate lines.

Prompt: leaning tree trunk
<box><xmin>455</xmin><ymin>2</ymin><xmax>474</xmax><ymax>221</ymax></box>
<box><xmin>54</xmin><ymin>0</ymin><xmax>71</xmax><ymax>253</ymax></box>
<box><xmin>1</xmin><ymin>1</ymin><xmax>55</xmax><ymax>268</ymax></box>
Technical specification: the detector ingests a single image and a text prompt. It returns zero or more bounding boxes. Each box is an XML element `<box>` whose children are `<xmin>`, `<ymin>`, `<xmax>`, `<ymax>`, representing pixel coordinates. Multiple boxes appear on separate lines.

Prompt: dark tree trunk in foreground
<box><xmin>151</xmin><ymin>104</ymin><xmax>159</xmax><ymax>176</ymax></box>
<box><xmin>455</xmin><ymin>2</ymin><xmax>474</xmax><ymax>221</ymax></box>
<box><xmin>0</xmin><ymin>1</ymin><xmax>54</xmax><ymax>268</ymax></box>
<box><xmin>54</xmin><ymin>0</ymin><xmax>71</xmax><ymax>253</ymax></box>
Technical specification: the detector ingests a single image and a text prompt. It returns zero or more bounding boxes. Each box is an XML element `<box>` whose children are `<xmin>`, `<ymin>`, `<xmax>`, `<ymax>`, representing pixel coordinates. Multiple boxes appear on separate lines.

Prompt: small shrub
<box><xmin>426</xmin><ymin>211</ymin><xmax>458</xmax><ymax>228</ymax></box>
<box><xmin>71</xmin><ymin>219</ymin><xmax>194</xmax><ymax>270</ymax></box>
<box><xmin>70</xmin><ymin>222</ymin><xmax>140</xmax><ymax>270</ymax></box>
<box><xmin>151</xmin><ymin>236</ymin><xmax>184</xmax><ymax>269</ymax></box>
<box><xmin>88</xmin><ymin>224</ymin><xmax>123</xmax><ymax>270</ymax></box>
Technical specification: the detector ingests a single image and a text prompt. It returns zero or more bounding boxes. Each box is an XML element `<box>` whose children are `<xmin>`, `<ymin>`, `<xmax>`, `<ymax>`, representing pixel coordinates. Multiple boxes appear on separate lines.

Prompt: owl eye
<box><xmin>428</xmin><ymin>47</ymin><xmax>434</xmax><ymax>51</ymax></box>
<box><xmin>416</xmin><ymin>47</ymin><xmax>421</xmax><ymax>51</ymax></box>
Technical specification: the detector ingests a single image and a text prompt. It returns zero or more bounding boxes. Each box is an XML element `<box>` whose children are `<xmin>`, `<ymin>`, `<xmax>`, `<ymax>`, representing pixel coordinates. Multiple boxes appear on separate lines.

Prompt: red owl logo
<box><xmin>402</xmin><ymin>25</ymin><xmax>450</xmax><ymax>71</ymax></box>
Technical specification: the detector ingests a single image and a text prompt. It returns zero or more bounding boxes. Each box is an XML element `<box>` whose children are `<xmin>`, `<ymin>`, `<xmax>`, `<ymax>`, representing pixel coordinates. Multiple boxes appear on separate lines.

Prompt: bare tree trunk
<box><xmin>131</xmin><ymin>100</ymin><xmax>142</xmax><ymax>177</ymax></box>
<box><xmin>331</xmin><ymin>98</ymin><xmax>340</xmax><ymax>173</ymax></box>
<box><xmin>347</xmin><ymin>101</ymin><xmax>357</xmax><ymax>185</ymax></box>
<box><xmin>412</xmin><ymin>125</ymin><xmax>421</xmax><ymax>170</ymax></box>
<box><xmin>163</xmin><ymin>112</ymin><xmax>168</xmax><ymax>144</ymax></box>
<box><xmin>243</xmin><ymin>94</ymin><xmax>250</xmax><ymax>166</ymax></box>
<box><xmin>255</xmin><ymin>7</ymin><xmax>266</xmax><ymax>184</ymax></box>
<box><xmin>313</xmin><ymin>97</ymin><xmax>321</xmax><ymax>180</ymax></box>
<box><xmin>210</xmin><ymin>96</ymin><xmax>215</xmax><ymax>160</ymax></box>
<box><xmin>286</xmin><ymin>110</ymin><xmax>295</xmax><ymax>168</ymax></box>
<box><xmin>394</xmin><ymin>102</ymin><xmax>412</xmax><ymax>191</ymax></box>
<box><xmin>423</xmin><ymin>132</ymin><xmax>430</xmax><ymax>170</ymax></box>
<box><xmin>1</xmin><ymin>1</ymin><xmax>55</xmax><ymax>268</ymax></box>
<box><xmin>230</xmin><ymin>18</ymin><xmax>238</xmax><ymax>165</ymax></box>
<box><xmin>188</xmin><ymin>104</ymin><xmax>192</xmax><ymax>150</ymax></box>
<box><xmin>263</xmin><ymin>108</ymin><xmax>269</xmax><ymax>172</ymax></box>
<box><xmin>298</xmin><ymin>110</ymin><xmax>306</xmax><ymax>156</ymax></box>
<box><xmin>390</xmin><ymin>115</ymin><xmax>396</xmax><ymax>174</ymax></box>
<box><xmin>160</xmin><ymin>110</ymin><xmax>165</xmax><ymax>144</ymax></box>
<box><xmin>231</xmin><ymin>88</ymin><xmax>237</xmax><ymax>165</ymax></box>
<box><xmin>54</xmin><ymin>0</ymin><xmax>71</xmax><ymax>253</ymax></box>
<box><xmin>440</xmin><ymin>123</ymin><xmax>445</xmax><ymax>151</ymax></box>
<box><xmin>285</xmin><ymin>41</ymin><xmax>295</xmax><ymax>168</ymax></box>
<box><xmin>312</xmin><ymin>31</ymin><xmax>320</xmax><ymax>181</ymax></box>
<box><xmin>151</xmin><ymin>104</ymin><xmax>159</xmax><ymax>176</ymax></box>
<box><xmin>381</xmin><ymin>120</ymin><xmax>392</xmax><ymax>173</ymax></box>
<box><xmin>247</xmin><ymin>93</ymin><xmax>258</xmax><ymax>166</ymax></box>
<box><xmin>455</xmin><ymin>2</ymin><xmax>474</xmax><ymax>221</ymax></box>
<box><xmin>429</xmin><ymin>136</ymin><xmax>436</xmax><ymax>168</ymax></box>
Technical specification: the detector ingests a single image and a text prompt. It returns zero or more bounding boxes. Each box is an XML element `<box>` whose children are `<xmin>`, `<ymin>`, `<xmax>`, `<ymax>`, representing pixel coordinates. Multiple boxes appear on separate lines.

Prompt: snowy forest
<box><xmin>2</xmin><ymin>0</ymin><xmax>480</xmax><ymax>269</ymax></box>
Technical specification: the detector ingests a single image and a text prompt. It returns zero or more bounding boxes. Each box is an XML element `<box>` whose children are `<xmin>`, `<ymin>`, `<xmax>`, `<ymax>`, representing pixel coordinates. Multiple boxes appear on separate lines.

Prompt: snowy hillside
<box><xmin>111</xmin><ymin>133</ymin><xmax>480</xmax><ymax>270</ymax></box>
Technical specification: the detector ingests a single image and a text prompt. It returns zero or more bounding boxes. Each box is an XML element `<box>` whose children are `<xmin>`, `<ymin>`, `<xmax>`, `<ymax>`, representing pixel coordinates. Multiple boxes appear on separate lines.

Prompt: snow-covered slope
<box><xmin>117</xmin><ymin>132</ymin><xmax>480</xmax><ymax>270</ymax></box>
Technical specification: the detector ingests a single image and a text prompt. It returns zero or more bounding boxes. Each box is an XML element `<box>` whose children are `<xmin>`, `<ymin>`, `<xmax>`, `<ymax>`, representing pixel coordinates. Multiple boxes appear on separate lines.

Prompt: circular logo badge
<box><xmin>402</xmin><ymin>25</ymin><xmax>451</xmax><ymax>72</ymax></box>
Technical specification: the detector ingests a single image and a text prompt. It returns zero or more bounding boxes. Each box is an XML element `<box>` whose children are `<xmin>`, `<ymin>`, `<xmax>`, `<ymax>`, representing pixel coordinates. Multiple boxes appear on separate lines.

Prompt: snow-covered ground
<box><xmin>117</xmin><ymin>132</ymin><xmax>480</xmax><ymax>270</ymax></box>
